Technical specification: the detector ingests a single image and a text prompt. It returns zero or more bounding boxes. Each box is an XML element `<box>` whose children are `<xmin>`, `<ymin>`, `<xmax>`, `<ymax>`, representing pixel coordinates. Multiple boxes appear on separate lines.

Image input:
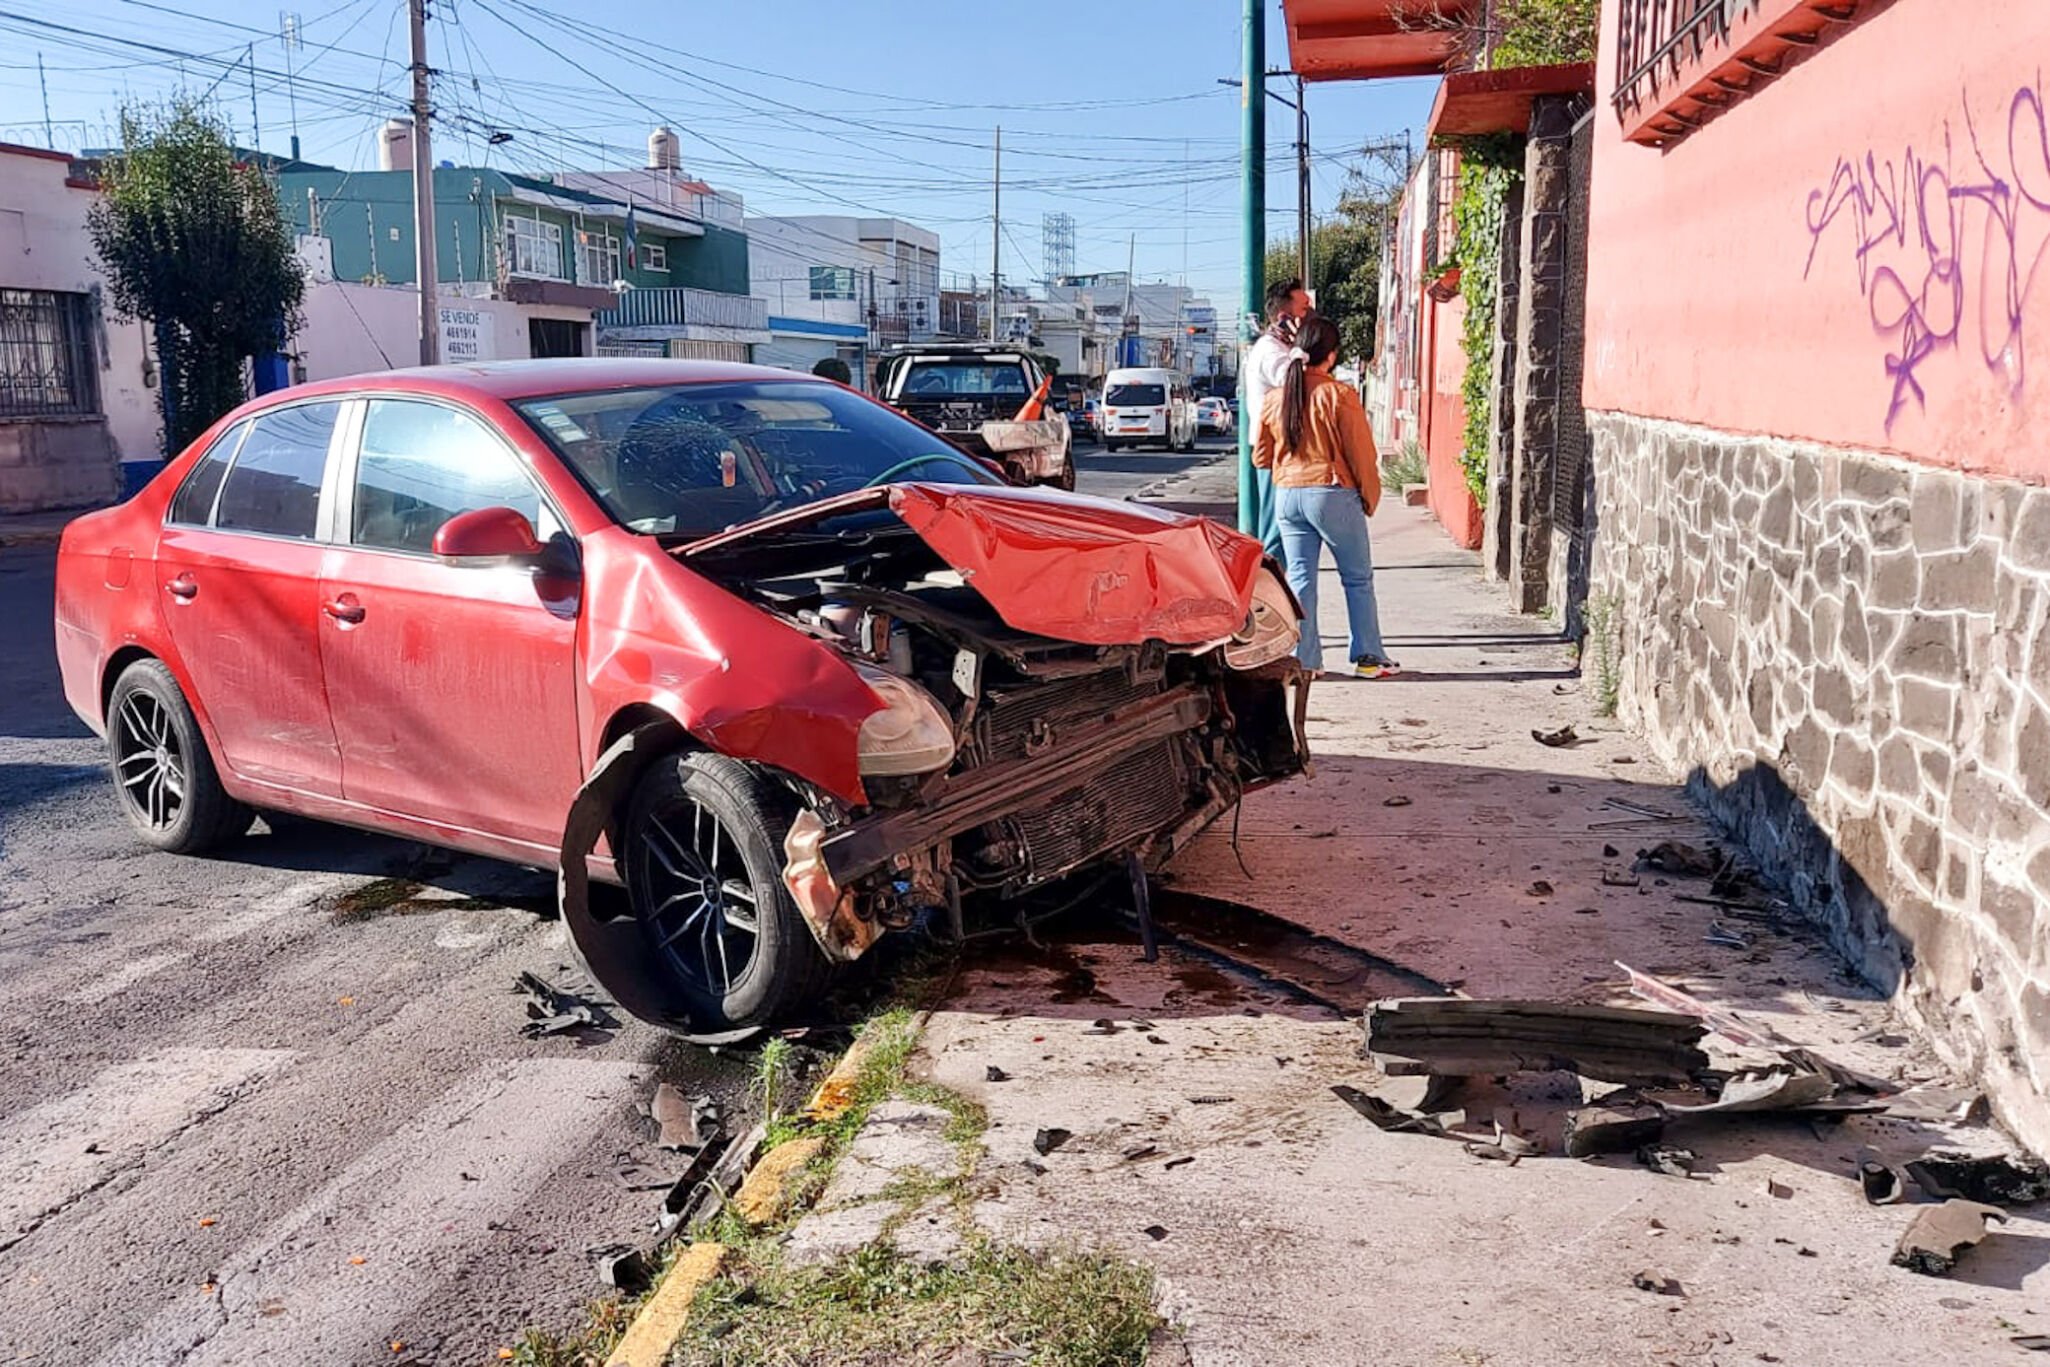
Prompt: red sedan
<box><xmin>54</xmin><ymin>360</ymin><xmax>1308</xmax><ymax>1036</ymax></box>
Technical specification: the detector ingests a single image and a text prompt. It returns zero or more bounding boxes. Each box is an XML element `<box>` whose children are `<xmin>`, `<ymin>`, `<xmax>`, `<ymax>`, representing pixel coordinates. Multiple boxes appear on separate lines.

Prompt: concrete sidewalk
<box><xmin>779</xmin><ymin>500</ymin><xmax>2049</xmax><ymax>1365</ymax></box>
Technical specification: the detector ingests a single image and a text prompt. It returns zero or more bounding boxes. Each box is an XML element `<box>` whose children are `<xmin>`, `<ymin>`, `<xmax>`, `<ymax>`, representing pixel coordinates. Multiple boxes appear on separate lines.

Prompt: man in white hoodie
<box><xmin>1242</xmin><ymin>277</ymin><xmax>1312</xmax><ymax>559</ymax></box>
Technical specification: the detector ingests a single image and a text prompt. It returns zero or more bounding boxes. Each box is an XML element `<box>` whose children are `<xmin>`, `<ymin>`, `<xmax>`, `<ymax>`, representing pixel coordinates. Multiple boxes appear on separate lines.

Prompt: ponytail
<box><xmin>1279</xmin><ymin>315</ymin><xmax>1341</xmax><ymax>449</ymax></box>
<box><xmin>1281</xmin><ymin>353</ymin><xmax>1311</xmax><ymax>449</ymax></box>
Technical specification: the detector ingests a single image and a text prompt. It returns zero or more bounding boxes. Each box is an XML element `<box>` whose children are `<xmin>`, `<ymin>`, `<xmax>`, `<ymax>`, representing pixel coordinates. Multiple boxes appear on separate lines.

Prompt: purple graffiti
<box><xmin>1803</xmin><ymin>79</ymin><xmax>2050</xmax><ymax>431</ymax></box>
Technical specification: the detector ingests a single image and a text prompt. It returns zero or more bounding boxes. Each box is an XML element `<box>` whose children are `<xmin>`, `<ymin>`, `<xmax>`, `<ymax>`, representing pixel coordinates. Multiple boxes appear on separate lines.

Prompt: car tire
<box><xmin>1105</xmin><ymin>440</ymin><xmax>1121</xmax><ymax>453</ymax></box>
<box><xmin>105</xmin><ymin>658</ymin><xmax>252</xmax><ymax>854</ymax></box>
<box><xmin>622</xmin><ymin>752</ymin><xmax>832</xmax><ymax>1033</ymax></box>
<box><xmin>1055</xmin><ymin>460</ymin><xmax>1077</xmax><ymax>492</ymax></box>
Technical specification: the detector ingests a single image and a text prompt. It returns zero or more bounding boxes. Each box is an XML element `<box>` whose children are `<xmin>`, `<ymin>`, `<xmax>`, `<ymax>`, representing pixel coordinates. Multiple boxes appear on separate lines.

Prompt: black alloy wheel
<box><xmin>623</xmin><ymin>752</ymin><xmax>831</xmax><ymax>1031</ymax></box>
<box><xmin>105</xmin><ymin>658</ymin><xmax>251</xmax><ymax>853</ymax></box>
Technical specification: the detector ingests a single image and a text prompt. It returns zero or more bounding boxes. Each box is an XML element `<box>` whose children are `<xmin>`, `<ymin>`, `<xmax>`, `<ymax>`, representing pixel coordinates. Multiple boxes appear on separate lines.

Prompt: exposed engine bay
<box><xmin>685</xmin><ymin>510</ymin><xmax>1311</xmax><ymax>962</ymax></box>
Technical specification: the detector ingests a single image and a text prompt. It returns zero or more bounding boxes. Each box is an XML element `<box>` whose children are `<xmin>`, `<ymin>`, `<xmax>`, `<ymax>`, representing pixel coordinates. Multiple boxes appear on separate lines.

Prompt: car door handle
<box><xmin>322</xmin><ymin>595</ymin><xmax>366</xmax><ymax>624</ymax></box>
<box><xmin>165</xmin><ymin>573</ymin><xmax>198</xmax><ymax>601</ymax></box>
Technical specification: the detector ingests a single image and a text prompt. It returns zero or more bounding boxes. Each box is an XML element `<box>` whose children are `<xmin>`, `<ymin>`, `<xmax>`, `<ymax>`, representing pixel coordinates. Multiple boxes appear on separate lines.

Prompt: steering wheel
<box><xmin>861</xmin><ymin>452</ymin><xmax>988</xmax><ymax>488</ymax></box>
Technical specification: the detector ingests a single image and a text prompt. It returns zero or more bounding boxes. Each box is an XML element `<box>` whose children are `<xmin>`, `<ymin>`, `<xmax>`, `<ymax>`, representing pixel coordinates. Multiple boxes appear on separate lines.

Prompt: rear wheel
<box><xmin>622</xmin><ymin>753</ymin><xmax>832</xmax><ymax>1033</ymax></box>
<box><xmin>1055</xmin><ymin>459</ymin><xmax>1077</xmax><ymax>492</ymax></box>
<box><xmin>105</xmin><ymin>659</ymin><xmax>251</xmax><ymax>854</ymax></box>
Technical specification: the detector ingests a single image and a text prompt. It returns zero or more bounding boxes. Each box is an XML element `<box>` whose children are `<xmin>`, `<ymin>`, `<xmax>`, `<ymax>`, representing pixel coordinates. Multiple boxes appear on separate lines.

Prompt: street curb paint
<box><xmin>601</xmin><ymin>1241</ymin><xmax>725</xmax><ymax>1367</ymax></box>
<box><xmin>803</xmin><ymin>1033</ymin><xmax>878</xmax><ymax>1123</ymax></box>
<box><xmin>593</xmin><ymin>1025</ymin><xmax>893</xmax><ymax>1367</ymax></box>
<box><xmin>731</xmin><ymin>1135</ymin><xmax>827</xmax><ymax>1225</ymax></box>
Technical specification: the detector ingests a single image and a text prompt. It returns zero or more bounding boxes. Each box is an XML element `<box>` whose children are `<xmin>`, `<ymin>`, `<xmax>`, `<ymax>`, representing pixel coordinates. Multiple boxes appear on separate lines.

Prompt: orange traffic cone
<box><xmin>1014</xmin><ymin>374</ymin><xmax>1053</xmax><ymax>421</ymax></box>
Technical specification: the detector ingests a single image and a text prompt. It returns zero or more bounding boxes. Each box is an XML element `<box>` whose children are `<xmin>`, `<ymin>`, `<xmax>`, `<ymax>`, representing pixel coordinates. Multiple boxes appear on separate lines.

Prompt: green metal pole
<box><xmin>1236</xmin><ymin>0</ymin><xmax>1265</xmax><ymax>537</ymax></box>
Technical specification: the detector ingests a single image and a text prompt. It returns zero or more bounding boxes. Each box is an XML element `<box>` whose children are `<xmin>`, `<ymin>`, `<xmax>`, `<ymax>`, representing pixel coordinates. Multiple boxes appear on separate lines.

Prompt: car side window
<box><xmin>213</xmin><ymin>403</ymin><xmax>342</xmax><ymax>539</ymax></box>
<box><xmin>352</xmin><ymin>398</ymin><xmax>550</xmax><ymax>554</ymax></box>
<box><xmin>167</xmin><ymin>420</ymin><xmax>250</xmax><ymax>526</ymax></box>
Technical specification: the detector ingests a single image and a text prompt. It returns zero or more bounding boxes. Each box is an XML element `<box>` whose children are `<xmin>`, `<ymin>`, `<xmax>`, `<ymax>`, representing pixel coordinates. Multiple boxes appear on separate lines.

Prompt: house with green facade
<box><xmin>277</xmin><ymin>149</ymin><xmax>768</xmax><ymax>362</ymax></box>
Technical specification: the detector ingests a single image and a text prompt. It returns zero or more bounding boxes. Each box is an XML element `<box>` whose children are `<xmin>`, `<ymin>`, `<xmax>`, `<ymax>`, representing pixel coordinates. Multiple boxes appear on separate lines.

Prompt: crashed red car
<box><xmin>53</xmin><ymin>360</ymin><xmax>1309</xmax><ymax>1035</ymax></box>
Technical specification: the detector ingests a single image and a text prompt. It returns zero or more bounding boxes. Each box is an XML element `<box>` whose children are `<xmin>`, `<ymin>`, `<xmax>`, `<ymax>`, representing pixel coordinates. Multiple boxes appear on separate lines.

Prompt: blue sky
<box><xmin>1</xmin><ymin>0</ymin><xmax>1436</xmax><ymax>305</ymax></box>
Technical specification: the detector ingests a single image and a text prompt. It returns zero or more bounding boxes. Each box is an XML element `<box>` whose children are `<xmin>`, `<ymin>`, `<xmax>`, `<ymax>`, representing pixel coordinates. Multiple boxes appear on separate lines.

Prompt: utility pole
<box><xmin>408</xmin><ymin>0</ymin><xmax>440</xmax><ymax>366</ymax></box>
<box><xmin>1121</xmin><ymin>234</ymin><xmax>1135</xmax><ymax>369</ymax></box>
<box><xmin>282</xmin><ymin>13</ymin><xmax>303</xmax><ymax>162</ymax></box>
<box><xmin>37</xmin><ymin>53</ymin><xmax>52</xmax><ymax>149</ymax></box>
<box><xmin>1296</xmin><ymin>74</ymin><xmax>1311</xmax><ymax>292</ymax></box>
<box><xmin>246</xmin><ymin>45</ymin><xmax>261</xmax><ymax>153</ymax></box>
<box><xmin>1237</xmin><ymin>0</ymin><xmax>1265</xmax><ymax>540</ymax></box>
<box><xmin>989</xmin><ymin>127</ymin><xmax>1001</xmax><ymax>343</ymax></box>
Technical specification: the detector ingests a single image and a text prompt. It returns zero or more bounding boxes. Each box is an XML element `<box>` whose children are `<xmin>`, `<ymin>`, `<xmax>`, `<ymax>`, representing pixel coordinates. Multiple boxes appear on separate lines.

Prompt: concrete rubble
<box><xmin>772</xmin><ymin>500</ymin><xmax>2050</xmax><ymax>1366</ymax></box>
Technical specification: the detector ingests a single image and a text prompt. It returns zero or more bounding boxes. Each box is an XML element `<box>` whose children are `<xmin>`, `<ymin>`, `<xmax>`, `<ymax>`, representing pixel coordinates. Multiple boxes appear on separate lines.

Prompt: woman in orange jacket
<box><xmin>1252</xmin><ymin>315</ymin><xmax>1398</xmax><ymax>678</ymax></box>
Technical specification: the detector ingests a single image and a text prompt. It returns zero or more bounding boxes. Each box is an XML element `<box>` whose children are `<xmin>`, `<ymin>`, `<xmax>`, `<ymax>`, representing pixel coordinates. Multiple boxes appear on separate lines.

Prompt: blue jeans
<box><xmin>1275</xmin><ymin>484</ymin><xmax>1388</xmax><ymax>670</ymax></box>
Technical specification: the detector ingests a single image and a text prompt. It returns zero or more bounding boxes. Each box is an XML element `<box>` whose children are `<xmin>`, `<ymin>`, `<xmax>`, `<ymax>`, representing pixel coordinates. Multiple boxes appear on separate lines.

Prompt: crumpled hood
<box><xmin>680</xmin><ymin>482</ymin><xmax>1265</xmax><ymax>645</ymax></box>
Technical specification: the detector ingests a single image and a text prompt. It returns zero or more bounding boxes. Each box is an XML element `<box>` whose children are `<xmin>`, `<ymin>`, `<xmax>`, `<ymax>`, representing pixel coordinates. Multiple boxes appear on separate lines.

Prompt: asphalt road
<box><xmin>1070</xmin><ymin>429</ymin><xmax>1233</xmax><ymax>503</ymax></box>
<box><xmin>0</xmin><ymin>549</ymin><xmax>760</xmax><ymax>1365</ymax></box>
<box><xmin>0</xmin><ymin>438</ymin><xmax>1229</xmax><ymax>1365</ymax></box>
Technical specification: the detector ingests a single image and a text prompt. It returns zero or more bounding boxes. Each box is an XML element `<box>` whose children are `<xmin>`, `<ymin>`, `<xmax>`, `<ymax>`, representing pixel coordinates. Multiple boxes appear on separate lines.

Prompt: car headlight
<box><xmin>853</xmin><ymin>663</ymin><xmax>958</xmax><ymax>776</ymax></box>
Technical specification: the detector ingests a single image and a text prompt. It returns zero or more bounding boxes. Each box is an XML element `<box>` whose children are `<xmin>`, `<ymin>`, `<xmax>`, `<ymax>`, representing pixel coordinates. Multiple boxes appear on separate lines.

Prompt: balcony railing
<box><xmin>1611</xmin><ymin>0</ymin><xmax>1869</xmax><ymax>146</ymax></box>
<box><xmin>1612</xmin><ymin>0</ymin><xmax>1739</xmax><ymax>125</ymax></box>
<box><xmin>597</xmin><ymin>286</ymin><xmax>767</xmax><ymax>332</ymax></box>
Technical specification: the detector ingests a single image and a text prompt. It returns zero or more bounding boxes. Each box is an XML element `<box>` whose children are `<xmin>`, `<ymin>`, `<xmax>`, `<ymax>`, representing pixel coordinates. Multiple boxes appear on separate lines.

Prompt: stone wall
<box><xmin>1587</xmin><ymin>409</ymin><xmax>2050</xmax><ymax>1154</ymax></box>
<box><xmin>0</xmin><ymin>417</ymin><xmax>119</xmax><ymax>513</ymax></box>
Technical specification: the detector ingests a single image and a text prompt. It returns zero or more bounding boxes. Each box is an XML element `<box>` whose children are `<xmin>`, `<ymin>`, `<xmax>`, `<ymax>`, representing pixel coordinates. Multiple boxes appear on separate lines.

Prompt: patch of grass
<box><xmin>754</xmin><ymin>1037</ymin><xmax>793</xmax><ymax>1124</ymax></box>
<box><xmin>672</xmin><ymin>1241</ymin><xmax>1161</xmax><ymax>1367</ymax></box>
<box><xmin>1583</xmin><ymin>592</ymin><xmax>1622</xmax><ymax>718</ymax></box>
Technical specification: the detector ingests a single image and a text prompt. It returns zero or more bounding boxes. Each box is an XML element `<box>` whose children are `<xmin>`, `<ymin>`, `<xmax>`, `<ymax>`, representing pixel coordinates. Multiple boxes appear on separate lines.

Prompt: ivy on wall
<box><xmin>1441</xmin><ymin>0</ymin><xmax>1597</xmax><ymax>508</ymax></box>
<box><xmin>1450</xmin><ymin>137</ymin><xmax>1522</xmax><ymax>506</ymax></box>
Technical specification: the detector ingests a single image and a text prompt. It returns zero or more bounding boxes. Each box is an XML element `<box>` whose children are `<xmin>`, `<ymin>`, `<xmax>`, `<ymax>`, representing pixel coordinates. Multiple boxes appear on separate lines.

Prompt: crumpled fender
<box><xmin>582</xmin><ymin>529</ymin><xmax>882</xmax><ymax>805</ymax></box>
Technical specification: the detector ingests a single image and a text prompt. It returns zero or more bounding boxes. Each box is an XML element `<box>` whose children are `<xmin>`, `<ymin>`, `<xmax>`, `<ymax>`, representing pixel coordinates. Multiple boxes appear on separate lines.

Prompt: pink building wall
<box><xmin>1585</xmin><ymin>0</ymin><xmax>2050</xmax><ymax>483</ymax></box>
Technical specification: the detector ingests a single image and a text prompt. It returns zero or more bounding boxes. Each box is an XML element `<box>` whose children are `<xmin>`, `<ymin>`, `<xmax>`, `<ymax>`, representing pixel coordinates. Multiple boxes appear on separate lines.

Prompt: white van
<box><xmin>1101</xmin><ymin>367</ymin><xmax>1199</xmax><ymax>452</ymax></box>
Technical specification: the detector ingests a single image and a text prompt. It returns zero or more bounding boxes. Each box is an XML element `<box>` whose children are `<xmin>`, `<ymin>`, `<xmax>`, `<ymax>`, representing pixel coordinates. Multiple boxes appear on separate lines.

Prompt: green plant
<box><xmin>1584</xmin><ymin>592</ymin><xmax>1622</xmax><ymax>717</ymax></box>
<box><xmin>1449</xmin><ymin>141</ymin><xmax>1522</xmax><ymax>506</ymax></box>
<box><xmin>88</xmin><ymin>101</ymin><xmax>305</xmax><ymax>454</ymax></box>
<box><xmin>1487</xmin><ymin>0</ymin><xmax>1600</xmax><ymax>67</ymax></box>
<box><xmin>754</xmin><ymin>1037</ymin><xmax>793</xmax><ymax>1123</ymax></box>
<box><xmin>1382</xmin><ymin>439</ymin><xmax>1427</xmax><ymax>490</ymax></box>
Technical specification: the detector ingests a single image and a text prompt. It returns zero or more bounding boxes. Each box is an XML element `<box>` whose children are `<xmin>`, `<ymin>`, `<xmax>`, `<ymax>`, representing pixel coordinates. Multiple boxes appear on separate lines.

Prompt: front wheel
<box><xmin>1054</xmin><ymin>460</ymin><xmax>1077</xmax><ymax>492</ymax></box>
<box><xmin>622</xmin><ymin>753</ymin><xmax>832</xmax><ymax>1033</ymax></box>
<box><xmin>105</xmin><ymin>659</ymin><xmax>252</xmax><ymax>854</ymax></box>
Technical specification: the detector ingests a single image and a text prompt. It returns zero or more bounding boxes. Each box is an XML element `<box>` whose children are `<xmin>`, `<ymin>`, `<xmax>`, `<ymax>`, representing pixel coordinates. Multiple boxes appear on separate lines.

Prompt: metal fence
<box><xmin>1612</xmin><ymin>0</ymin><xmax>1749</xmax><ymax>123</ymax></box>
<box><xmin>0</xmin><ymin>288</ymin><xmax>98</xmax><ymax>418</ymax></box>
<box><xmin>597</xmin><ymin>286</ymin><xmax>768</xmax><ymax>332</ymax></box>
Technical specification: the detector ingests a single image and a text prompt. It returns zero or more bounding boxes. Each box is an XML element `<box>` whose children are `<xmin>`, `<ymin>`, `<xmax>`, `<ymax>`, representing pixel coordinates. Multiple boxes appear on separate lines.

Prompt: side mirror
<box><xmin>433</xmin><ymin>506</ymin><xmax>545</xmax><ymax>563</ymax></box>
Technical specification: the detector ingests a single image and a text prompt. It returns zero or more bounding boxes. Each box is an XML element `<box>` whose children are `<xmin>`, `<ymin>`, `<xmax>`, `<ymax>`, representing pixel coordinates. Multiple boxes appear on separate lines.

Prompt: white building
<box><xmin>747</xmin><ymin>215</ymin><xmax>940</xmax><ymax>386</ymax></box>
<box><xmin>0</xmin><ymin>142</ymin><xmax>161</xmax><ymax>510</ymax></box>
<box><xmin>1048</xmin><ymin>273</ymin><xmax>1218</xmax><ymax>381</ymax></box>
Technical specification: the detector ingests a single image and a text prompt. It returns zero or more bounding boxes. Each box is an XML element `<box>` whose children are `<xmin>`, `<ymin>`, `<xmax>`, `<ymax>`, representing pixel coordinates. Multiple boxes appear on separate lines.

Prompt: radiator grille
<box><xmin>978</xmin><ymin>673</ymin><xmax>1160</xmax><ymax>764</ymax></box>
<box><xmin>1007</xmin><ymin>740</ymin><xmax>1186</xmax><ymax>881</ymax></box>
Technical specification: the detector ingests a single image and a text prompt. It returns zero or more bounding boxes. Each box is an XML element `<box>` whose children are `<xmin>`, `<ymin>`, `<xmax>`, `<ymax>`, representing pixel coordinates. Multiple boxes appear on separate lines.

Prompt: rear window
<box><xmin>213</xmin><ymin>402</ymin><xmax>341</xmax><ymax>540</ymax></box>
<box><xmin>899</xmin><ymin>361</ymin><xmax>1031</xmax><ymax>397</ymax></box>
<box><xmin>167</xmin><ymin>420</ymin><xmax>249</xmax><ymax>526</ymax></box>
<box><xmin>1107</xmin><ymin>384</ymin><xmax>1165</xmax><ymax>406</ymax></box>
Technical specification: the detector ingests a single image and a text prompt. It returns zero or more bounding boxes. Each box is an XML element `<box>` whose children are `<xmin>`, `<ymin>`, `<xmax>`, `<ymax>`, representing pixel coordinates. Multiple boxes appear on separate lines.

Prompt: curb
<box><xmin>601</xmin><ymin>1242</ymin><xmax>726</xmax><ymax>1367</ymax></box>
<box><xmin>597</xmin><ymin>1031</ymin><xmax>883</xmax><ymax>1365</ymax></box>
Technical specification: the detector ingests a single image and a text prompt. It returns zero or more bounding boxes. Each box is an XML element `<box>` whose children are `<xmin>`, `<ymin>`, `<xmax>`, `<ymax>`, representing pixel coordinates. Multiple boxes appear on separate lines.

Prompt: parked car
<box><xmin>1101</xmin><ymin>367</ymin><xmax>1199</xmax><ymax>452</ymax></box>
<box><xmin>1197</xmin><ymin>397</ymin><xmax>1234</xmax><ymax>437</ymax></box>
<box><xmin>874</xmin><ymin>343</ymin><xmax>1073</xmax><ymax>489</ymax></box>
<box><xmin>1068</xmin><ymin>396</ymin><xmax>1100</xmax><ymax>447</ymax></box>
<box><xmin>53</xmin><ymin>360</ymin><xmax>1309</xmax><ymax>1038</ymax></box>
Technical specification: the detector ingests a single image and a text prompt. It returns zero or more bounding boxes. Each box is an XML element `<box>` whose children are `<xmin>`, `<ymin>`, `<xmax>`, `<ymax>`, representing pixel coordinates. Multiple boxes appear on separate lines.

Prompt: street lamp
<box><xmin>1218</xmin><ymin>71</ymin><xmax>1311</xmax><ymax>291</ymax></box>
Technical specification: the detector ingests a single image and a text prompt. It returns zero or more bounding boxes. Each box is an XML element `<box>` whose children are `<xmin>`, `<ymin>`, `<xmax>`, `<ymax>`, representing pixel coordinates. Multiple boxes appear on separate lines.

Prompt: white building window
<box><xmin>577</xmin><ymin>230</ymin><xmax>621</xmax><ymax>287</ymax></box>
<box><xmin>809</xmin><ymin>266</ymin><xmax>855</xmax><ymax>301</ymax></box>
<box><xmin>644</xmin><ymin>242</ymin><xmax>668</xmax><ymax>272</ymax></box>
<box><xmin>504</xmin><ymin>214</ymin><xmax>564</xmax><ymax>280</ymax></box>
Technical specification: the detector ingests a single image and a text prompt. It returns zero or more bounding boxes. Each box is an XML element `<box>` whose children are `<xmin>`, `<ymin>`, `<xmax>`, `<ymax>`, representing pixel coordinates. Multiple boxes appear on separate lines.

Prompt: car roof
<box><xmin>266</xmin><ymin>358</ymin><xmax>819</xmax><ymax>406</ymax></box>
